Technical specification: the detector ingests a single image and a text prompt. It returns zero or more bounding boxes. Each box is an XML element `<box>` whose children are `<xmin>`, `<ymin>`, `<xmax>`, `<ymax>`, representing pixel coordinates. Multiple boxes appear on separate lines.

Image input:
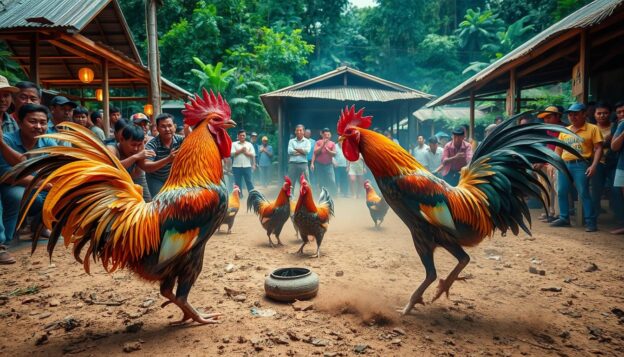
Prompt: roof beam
<box><xmin>518</xmin><ymin>44</ymin><xmax>579</xmax><ymax>77</ymax></box>
<box><xmin>48</xmin><ymin>39</ymin><xmax>102</xmax><ymax>65</ymax></box>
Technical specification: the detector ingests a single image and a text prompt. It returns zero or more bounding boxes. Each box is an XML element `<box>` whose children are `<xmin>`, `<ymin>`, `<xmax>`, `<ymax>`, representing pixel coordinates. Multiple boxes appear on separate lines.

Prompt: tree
<box><xmin>481</xmin><ymin>15</ymin><xmax>535</xmax><ymax>59</ymax></box>
<box><xmin>455</xmin><ymin>8</ymin><xmax>503</xmax><ymax>61</ymax></box>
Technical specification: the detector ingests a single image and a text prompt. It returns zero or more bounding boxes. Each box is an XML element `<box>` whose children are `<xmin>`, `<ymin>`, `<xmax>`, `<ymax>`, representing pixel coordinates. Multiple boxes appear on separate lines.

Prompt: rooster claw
<box><xmin>432</xmin><ymin>278</ymin><xmax>452</xmax><ymax>302</ymax></box>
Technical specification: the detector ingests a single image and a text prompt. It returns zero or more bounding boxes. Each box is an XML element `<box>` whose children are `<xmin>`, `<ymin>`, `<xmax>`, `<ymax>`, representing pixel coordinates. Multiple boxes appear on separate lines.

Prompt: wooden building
<box><xmin>260</xmin><ymin>66</ymin><xmax>433</xmax><ymax>173</ymax></box>
<box><xmin>0</xmin><ymin>0</ymin><xmax>190</xmax><ymax>133</ymax></box>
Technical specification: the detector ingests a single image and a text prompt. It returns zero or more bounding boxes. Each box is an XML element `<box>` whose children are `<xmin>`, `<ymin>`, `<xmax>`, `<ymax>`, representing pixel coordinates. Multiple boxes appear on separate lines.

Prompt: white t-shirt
<box><xmin>230</xmin><ymin>141</ymin><xmax>255</xmax><ymax>168</ymax></box>
<box><xmin>412</xmin><ymin>145</ymin><xmax>428</xmax><ymax>164</ymax></box>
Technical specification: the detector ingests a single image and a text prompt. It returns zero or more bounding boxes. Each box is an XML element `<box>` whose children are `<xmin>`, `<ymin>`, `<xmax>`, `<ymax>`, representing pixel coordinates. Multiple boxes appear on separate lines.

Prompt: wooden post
<box><xmin>277</xmin><ymin>102</ymin><xmax>284</xmax><ymax>175</ymax></box>
<box><xmin>146</xmin><ymin>0</ymin><xmax>162</xmax><ymax>117</ymax></box>
<box><xmin>578</xmin><ymin>30</ymin><xmax>589</xmax><ymax>104</ymax></box>
<box><xmin>102</xmin><ymin>59</ymin><xmax>110</xmax><ymax>137</ymax></box>
<box><xmin>29</xmin><ymin>33</ymin><xmax>40</xmax><ymax>85</ymax></box>
<box><xmin>469</xmin><ymin>91</ymin><xmax>475</xmax><ymax>141</ymax></box>
<box><xmin>506</xmin><ymin>69</ymin><xmax>517</xmax><ymax>116</ymax></box>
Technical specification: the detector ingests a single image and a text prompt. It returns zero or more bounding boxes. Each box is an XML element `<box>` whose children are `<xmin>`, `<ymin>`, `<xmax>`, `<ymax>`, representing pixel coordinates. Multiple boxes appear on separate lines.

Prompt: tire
<box><xmin>264</xmin><ymin>267</ymin><xmax>319</xmax><ymax>302</ymax></box>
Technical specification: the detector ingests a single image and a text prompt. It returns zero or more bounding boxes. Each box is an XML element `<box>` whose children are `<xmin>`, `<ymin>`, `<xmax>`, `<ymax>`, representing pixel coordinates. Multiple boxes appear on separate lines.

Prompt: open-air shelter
<box><xmin>260</xmin><ymin>66</ymin><xmax>433</xmax><ymax>173</ymax></box>
<box><xmin>428</xmin><ymin>0</ymin><xmax>624</xmax><ymax>137</ymax></box>
<box><xmin>0</xmin><ymin>0</ymin><xmax>191</xmax><ymax>133</ymax></box>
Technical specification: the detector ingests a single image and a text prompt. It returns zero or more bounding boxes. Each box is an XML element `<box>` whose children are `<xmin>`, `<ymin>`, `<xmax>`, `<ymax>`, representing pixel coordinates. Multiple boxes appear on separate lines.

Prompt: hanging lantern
<box><xmin>78</xmin><ymin>67</ymin><xmax>95</xmax><ymax>83</ymax></box>
<box><xmin>95</xmin><ymin>89</ymin><xmax>103</xmax><ymax>101</ymax></box>
<box><xmin>143</xmin><ymin>104</ymin><xmax>154</xmax><ymax>116</ymax></box>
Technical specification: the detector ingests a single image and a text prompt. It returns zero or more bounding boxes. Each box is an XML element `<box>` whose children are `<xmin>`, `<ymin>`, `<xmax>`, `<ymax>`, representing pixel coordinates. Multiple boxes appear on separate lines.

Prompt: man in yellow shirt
<box><xmin>551</xmin><ymin>103</ymin><xmax>603</xmax><ymax>232</ymax></box>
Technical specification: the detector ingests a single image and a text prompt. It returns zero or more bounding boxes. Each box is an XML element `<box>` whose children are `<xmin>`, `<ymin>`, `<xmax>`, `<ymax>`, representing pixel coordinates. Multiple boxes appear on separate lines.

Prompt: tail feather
<box><xmin>247</xmin><ymin>189</ymin><xmax>269</xmax><ymax>215</ymax></box>
<box><xmin>457</xmin><ymin>111</ymin><xmax>583</xmax><ymax>236</ymax></box>
<box><xmin>319</xmin><ymin>187</ymin><xmax>335</xmax><ymax>217</ymax></box>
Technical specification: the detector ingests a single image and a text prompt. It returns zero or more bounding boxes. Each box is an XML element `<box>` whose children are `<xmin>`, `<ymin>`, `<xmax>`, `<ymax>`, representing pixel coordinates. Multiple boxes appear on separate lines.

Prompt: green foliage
<box><xmin>253</xmin><ymin>28</ymin><xmax>314</xmax><ymax>77</ymax></box>
<box><xmin>0</xmin><ymin>46</ymin><xmax>23</xmax><ymax>83</ymax></box>
<box><xmin>455</xmin><ymin>8</ymin><xmax>503</xmax><ymax>58</ymax></box>
<box><xmin>481</xmin><ymin>15</ymin><xmax>535</xmax><ymax>59</ymax></box>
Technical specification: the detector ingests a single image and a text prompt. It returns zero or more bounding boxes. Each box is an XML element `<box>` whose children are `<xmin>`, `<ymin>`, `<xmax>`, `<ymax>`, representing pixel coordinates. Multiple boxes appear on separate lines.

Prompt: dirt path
<box><xmin>1</xmin><ymin>192</ymin><xmax>623</xmax><ymax>356</ymax></box>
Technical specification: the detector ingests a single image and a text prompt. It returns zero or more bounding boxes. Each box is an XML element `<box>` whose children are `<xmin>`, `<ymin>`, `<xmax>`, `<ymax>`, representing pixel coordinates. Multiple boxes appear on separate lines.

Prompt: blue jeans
<box><xmin>314</xmin><ymin>162</ymin><xmax>336</xmax><ymax>196</ymax></box>
<box><xmin>557</xmin><ymin>161</ymin><xmax>596</xmax><ymax>227</ymax></box>
<box><xmin>232</xmin><ymin>167</ymin><xmax>254</xmax><ymax>196</ymax></box>
<box><xmin>0</xmin><ymin>184</ymin><xmax>46</xmax><ymax>243</ymax></box>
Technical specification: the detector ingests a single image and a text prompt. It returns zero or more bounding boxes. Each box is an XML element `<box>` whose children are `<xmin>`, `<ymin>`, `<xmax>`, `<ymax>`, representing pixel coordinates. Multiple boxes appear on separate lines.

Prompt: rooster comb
<box><xmin>337</xmin><ymin>105</ymin><xmax>372</xmax><ymax>135</ymax></box>
<box><xmin>284</xmin><ymin>176</ymin><xmax>292</xmax><ymax>186</ymax></box>
<box><xmin>182</xmin><ymin>88</ymin><xmax>231</xmax><ymax>127</ymax></box>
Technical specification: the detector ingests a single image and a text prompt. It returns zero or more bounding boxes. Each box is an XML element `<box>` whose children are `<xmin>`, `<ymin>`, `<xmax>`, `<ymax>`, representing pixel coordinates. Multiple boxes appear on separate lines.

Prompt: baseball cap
<box><xmin>131</xmin><ymin>113</ymin><xmax>150</xmax><ymax>124</ymax></box>
<box><xmin>261</xmin><ymin>136</ymin><xmax>268</xmax><ymax>141</ymax></box>
<box><xmin>564</xmin><ymin>103</ymin><xmax>587</xmax><ymax>113</ymax></box>
<box><xmin>537</xmin><ymin>105</ymin><xmax>563</xmax><ymax>119</ymax></box>
<box><xmin>250</xmin><ymin>132</ymin><xmax>258</xmax><ymax>137</ymax></box>
<box><xmin>49</xmin><ymin>96</ymin><xmax>77</xmax><ymax>108</ymax></box>
<box><xmin>0</xmin><ymin>75</ymin><xmax>18</xmax><ymax>93</ymax></box>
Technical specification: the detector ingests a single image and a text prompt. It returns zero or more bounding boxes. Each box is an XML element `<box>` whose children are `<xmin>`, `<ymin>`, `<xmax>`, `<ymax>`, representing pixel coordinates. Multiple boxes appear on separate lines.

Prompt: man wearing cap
<box><xmin>131</xmin><ymin>113</ymin><xmax>153</xmax><ymax>144</ymax></box>
<box><xmin>257</xmin><ymin>136</ymin><xmax>273</xmax><ymax>187</ymax></box>
<box><xmin>48</xmin><ymin>96</ymin><xmax>77</xmax><ymax>133</ymax></box>
<box><xmin>536</xmin><ymin>105</ymin><xmax>566</xmax><ymax>221</ymax></box>
<box><xmin>311</xmin><ymin>128</ymin><xmax>337</xmax><ymax>195</ymax></box>
<box><xmin>439</xmin><ymin>127</ymin><xmax>473</xmax><ymax>186</ymax></box>
<box><xmin>551</xmin><ymin>103</ymin><xmax>603</xmax><ymax>232</ymax></box>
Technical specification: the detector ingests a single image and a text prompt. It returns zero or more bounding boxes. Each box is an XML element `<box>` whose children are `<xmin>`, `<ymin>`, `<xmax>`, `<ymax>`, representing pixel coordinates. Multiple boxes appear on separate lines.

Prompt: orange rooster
<box><xmin>336</xmin><ymin>106</ymin><xmax>581</xmax><ymax>315</ymax></box>
<box><xmin>7</xmin><ymin>90</ymin><xmax>235</xmax><ymax>325</ymax></box>
<box><xmin>247</xmin><ymin>177</ymin><xmax>292</xmax><ymax>247</ymax></box>
<box><xmin>364</xmin><ymin>179</ymin><xmax>389</xmax><ymax>228</ymax></box>
<box><xmin>220</xmin><ymin>185</ymin><xmax>240</xmax><ymax>234</ymax></box>
<box><xmin>293</xmin><ymin>174</ymin><xmax>334</xmax><ymax>257</ymax></box>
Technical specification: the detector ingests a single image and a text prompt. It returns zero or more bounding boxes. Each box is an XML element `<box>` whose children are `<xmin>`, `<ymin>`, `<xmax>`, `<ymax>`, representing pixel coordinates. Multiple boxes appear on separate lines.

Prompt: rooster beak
<box><xmin>223</xmin><ymin>119</ymin><xmax>237</xmax><ymax>129</ymax></box>
<box><xmin>338</xmin><ymin>136</ymin><xmax>345</xmax><ymax>143</ymax></box>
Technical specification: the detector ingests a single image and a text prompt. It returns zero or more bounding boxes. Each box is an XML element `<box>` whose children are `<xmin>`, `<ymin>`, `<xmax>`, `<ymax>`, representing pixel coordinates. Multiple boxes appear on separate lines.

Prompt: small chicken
<box><xmin>247</xmin><ymin>177</ymin><xmax>292</xmax><ymax>247</ymax></box>
<box><xmin>221</xmin><ymin>185</ymin><xmax>240</xmax><ymax>234</ymax></box>
<box><xmin>364</xmin><ymin>180</ymin><xmax>389</xmax><ymax>228</ymax></box>
<box><xmin>293</xmin><ymin>174</ymin><xmax>334</xmax><ymax>257</ymax></box>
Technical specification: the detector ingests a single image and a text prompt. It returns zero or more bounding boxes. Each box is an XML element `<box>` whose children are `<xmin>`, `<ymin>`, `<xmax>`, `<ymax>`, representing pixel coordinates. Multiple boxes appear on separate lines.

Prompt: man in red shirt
<box><xmin>311</xmin><ymin>128</ymin><xmax>337</xmax><ymax>195</ymax></box>
<box><xmin>439</xmin><ymin>127</ymin><xmax>472</xmax><ymax>186</ymax></box>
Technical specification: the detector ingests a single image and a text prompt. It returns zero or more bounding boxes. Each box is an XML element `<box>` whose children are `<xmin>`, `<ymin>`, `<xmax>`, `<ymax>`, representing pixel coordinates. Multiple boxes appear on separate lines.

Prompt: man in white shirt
<box><xmin>412</xmin><ymin>135</ymin><xmax>428</xmax><ymax>163</ymax></box>
<box><xmin>288</xmin><ymin>124</ymin><xmax>311</xmax><ymax>195</ymax></box>
<box><xmin>230</xmin><ymin>129</ymin><xmax>256</xmax><ymax>198</ymax></box>
<box><xmin>424</xmin><ymin>136</ymin><xmax>443</xmax><ymax>174</ymax></box>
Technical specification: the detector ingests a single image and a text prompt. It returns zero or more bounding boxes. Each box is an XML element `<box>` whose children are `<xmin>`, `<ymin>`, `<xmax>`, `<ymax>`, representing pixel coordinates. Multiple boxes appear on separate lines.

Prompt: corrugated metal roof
<box><xmin>262</xmin><ymin>66</ymin><xmax>433</xmax><ymax>100</ymax></box>
<box><xmin>412</xmin><ymin>107</ymin><xmax>486</xmax><ymax>122</ymax></box>
<box><xmin>0</xmin><ymin>0</ymin><xmax>110</xmax><ymax>31</ymax></box>
<box><xmin>428</xmin><ymin>0</ymin><xmax>624</xmax><ymax>107</ymax></box>
<box><xmin>262</xmin><ymin>87</ymin><xmax>428</xmax><ymax>102</ymax></box>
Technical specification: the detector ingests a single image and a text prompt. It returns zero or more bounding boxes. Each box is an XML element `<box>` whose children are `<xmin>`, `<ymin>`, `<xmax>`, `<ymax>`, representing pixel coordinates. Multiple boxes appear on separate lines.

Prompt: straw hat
<box><xmin>0</xmin><ymin>75</ymin><xmax>18</xmax><ymax>93</ymax></box>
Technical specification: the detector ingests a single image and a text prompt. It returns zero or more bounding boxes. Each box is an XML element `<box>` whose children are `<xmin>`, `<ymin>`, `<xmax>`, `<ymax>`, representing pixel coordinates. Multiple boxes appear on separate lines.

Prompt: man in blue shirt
<box><xmin>257</xmin><ymin>136</ymin><xmax>273</xmax><ymax>187</ymax></box>
<box><xmin>0</xmin><ymin>104</ymin><xmax>58</xmax><ymax>245</ymax></box>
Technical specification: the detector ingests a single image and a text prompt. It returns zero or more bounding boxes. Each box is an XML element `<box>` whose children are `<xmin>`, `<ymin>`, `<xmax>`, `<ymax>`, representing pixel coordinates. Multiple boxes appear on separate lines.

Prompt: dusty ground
<box><xmin>1</xmin><ymin>186</ymin><xmax>623</xmax><ymax>356</ymax></box>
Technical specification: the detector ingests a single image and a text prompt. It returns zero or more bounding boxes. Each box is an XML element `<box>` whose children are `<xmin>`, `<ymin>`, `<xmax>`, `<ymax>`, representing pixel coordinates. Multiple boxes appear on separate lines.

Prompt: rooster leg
<box><xmin>432</xmin><ymin>243</ymin><xmax>470</xmax><ymax>302</ymax></box>
<box><xmin>169</xmin><ymin>280</ymin><xmax>222</xmax><ymax>325</ymax></box>
<box><xmin>401</xmin><ymin>246</ymin><xmax>436</xmax><ymax>315</ymax></box>
<box><xmin>314</xmin><ymin>235</ymin><xmax>324</xmax><ymax>258</ymax></box>
<box><xmin>267</xmin><ymin>233</ymin><xmax>275</xmax><ymax>248</ymax></box>
<box><xmin>160</xmin><ymin>277</ymin><xmax>177</xmax><ymax>308</ymax></box>
<box><xmin>276</xmin><ymin>235</ymin><xmax>283</xmax><ymax>246</ymax></box>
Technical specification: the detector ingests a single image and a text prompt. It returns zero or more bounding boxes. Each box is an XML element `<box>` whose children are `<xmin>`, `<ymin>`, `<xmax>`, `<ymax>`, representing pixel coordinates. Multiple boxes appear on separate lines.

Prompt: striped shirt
<box><xmin>145</xmin><ymin>134</ymin><xmax>184</xmax><ymax>181</ymax></box>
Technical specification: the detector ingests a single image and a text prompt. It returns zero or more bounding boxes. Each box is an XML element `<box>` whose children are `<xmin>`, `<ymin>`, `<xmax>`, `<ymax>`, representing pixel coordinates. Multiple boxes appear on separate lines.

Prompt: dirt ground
<box><xmin>1</xmin><ymin>185</ymin><xmax>623</xmax><ymax>356</ymax></box>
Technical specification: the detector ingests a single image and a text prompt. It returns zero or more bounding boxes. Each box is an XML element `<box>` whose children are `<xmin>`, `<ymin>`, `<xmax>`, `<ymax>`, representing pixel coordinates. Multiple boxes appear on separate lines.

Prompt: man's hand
<box><xmin>136</xmin><ymin>149</ymin><xmax>156</xmax><ymax>160</ymax></box>
<box><xmin>168</xmin><ymin>148</ymin><xmax>180</xmax><ymax>162</ymax></box>
<box><xmin>310</xmin><ymin>163</ymin><xmax>315</xmax><ymax>171</ymax></box>
<box><xmin>586</xmin><ymin>164</ymin><xmax>597</xmax><ymax>177</ymax></box>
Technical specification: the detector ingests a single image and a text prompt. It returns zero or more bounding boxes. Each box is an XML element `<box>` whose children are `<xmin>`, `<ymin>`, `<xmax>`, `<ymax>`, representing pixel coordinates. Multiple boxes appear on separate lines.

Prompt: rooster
<box><xmin>293</xmin><ymin>174</ymin><xmax>334</xmax><ymax>257</ymax></box>
<box><xmin>336</xmin><ymin>106</ymin><xmax>580</xmax><ymax>315</ymax></box>
<box><xmin>220</xmin><ymin>185</ymin><xmax>240</xmax><ymax>234</ymax></box>
<box><xmin>364</xmin><ymin>179</ymin><xmax>389</xmax><ymax>228</ymax></box>
<box><xmin>7</xmin><ymin>90</ymin><xmax>236</xmax><ymax>325</ymax></box>
<box><xmin>247</xmin><ymin>177</ymin><xmax>292</xmax><ymax>247</ymax></box>
<box><xmin>290</xmin><ymin>200</ymin><xmax>299</xmax><ymax>238</ymax></box>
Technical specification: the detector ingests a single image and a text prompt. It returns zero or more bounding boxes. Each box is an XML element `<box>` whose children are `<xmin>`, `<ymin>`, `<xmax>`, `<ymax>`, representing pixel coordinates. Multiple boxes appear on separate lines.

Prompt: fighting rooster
<box><xmin>364</xmin><ymin>179</ymin><xmax>389</xmax><ymax>228</ymax></box>
<box><xmin>7</xmin><ymin>90</ymin><xmax>235</xmax><ymax>325</ymax></box>
<box><xmin>293</xmin><ymin>175</ymin><xmax>334</xmax><ymax>257</ymax></box>
<box><xmin>247</xmin><ymin>177</ymin><xmax>292</xmax><ymax>247</ymax></box>
<box><xmin>336</xmin><ymin>106</ymin><xmax>580</xmax><ymax>315</ymax></box>
<box><xmin>220</xmin><ymin>185</ymin><xmax>240</xmax><ymax>234</ymax></box>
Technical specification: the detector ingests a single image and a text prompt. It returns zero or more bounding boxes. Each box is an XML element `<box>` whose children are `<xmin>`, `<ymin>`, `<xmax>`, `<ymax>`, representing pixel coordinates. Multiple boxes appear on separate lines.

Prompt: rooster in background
<box><xmin>293</xmin><ymin>174</ymin><xmax>334</xmax><ymax>257</ymax></box>
<box><xmin>247</xmin><ymin>177</ymin><xmax>292</xmax><ymax>247</ymax></box>
<box><xmin>7</xmin><ymin>90</ymin><xmax>235</xmax><ymax>325</ymax></box>
<box><xmin>364</xmin><ymin>179</ymin><xmax>389</xmax><ymax>228</ymax></box>
<box><xmin>337</xmin><ymin>106</ymin><xmax>580</xmax><ymax>315</ymax></box>
<box><xmin>220</xmin><ymin>185</ymin><xmax>240</xmax><ymax>234</ymax></box>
